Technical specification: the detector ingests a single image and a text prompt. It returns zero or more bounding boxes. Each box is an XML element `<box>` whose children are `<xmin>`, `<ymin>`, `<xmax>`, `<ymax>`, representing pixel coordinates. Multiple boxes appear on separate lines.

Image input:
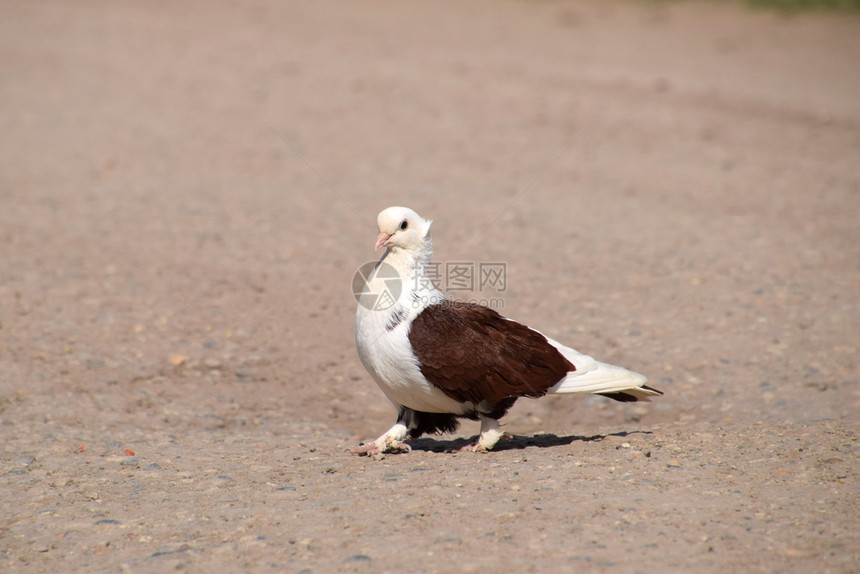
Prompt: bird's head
<box><xmin>375</xmin><ymin>206</ymin><xmax>432</xmax><ymax>253</ymax></box>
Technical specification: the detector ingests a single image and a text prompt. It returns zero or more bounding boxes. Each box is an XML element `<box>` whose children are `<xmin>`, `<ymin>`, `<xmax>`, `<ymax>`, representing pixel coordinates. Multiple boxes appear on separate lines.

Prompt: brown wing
<box><xmin>407</xmin><ymin>300</ymin><xmax>574</xmax><ymax>406</ymax></box>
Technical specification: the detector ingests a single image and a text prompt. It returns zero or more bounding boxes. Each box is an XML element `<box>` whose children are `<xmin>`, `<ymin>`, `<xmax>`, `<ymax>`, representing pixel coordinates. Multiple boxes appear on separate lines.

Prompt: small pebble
<box><xmin>203</xmin><ymin>358</ymin><xmax>222</xmax><ymax>369</ymax></box>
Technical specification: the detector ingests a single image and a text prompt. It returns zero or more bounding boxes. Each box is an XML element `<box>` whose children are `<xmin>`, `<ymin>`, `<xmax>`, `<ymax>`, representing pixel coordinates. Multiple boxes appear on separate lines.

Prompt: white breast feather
<box><xmin>355</xmin><ymin>254</ymin><xmax>467</xmax><ymax>415</ymax></box>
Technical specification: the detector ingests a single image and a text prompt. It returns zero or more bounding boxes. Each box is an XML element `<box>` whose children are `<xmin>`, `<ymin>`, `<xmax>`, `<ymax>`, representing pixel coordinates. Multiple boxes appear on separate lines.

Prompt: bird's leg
<box><xmin>460</xmin><ymin>416</ymin><xmax>512</xmax><ymax>452</ymax></box>
<box><xmin>351</xmin><ymin>421</ymin><xmax>411</xmax><ymax>456</ymax></box>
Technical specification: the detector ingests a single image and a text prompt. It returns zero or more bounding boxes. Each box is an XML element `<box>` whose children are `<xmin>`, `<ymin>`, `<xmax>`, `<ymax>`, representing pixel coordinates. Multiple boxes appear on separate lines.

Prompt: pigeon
<box><xmin>352</xmin><ymin>206</ymin><xmax>661</xmax><ymax>455</ymax></box>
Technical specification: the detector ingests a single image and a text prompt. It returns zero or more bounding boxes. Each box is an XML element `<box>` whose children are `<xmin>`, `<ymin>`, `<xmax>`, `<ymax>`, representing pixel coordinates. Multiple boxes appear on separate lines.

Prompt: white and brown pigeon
<box><xmin>352</xmin><ymin>206</ymin><xmax>661</xmax><ymax>455</ymax></box>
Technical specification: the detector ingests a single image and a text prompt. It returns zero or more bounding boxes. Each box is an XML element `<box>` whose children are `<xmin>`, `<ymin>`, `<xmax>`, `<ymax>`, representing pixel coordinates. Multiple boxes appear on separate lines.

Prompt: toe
<box><xmin>383</xmin><ymin>439</ymin><xmax>412</xmax><ymax>454</ymax></box>
<box><xmin>350</xmin><ymin>443</ymin><xmax>380</xmax><ymax>456</ymax></box>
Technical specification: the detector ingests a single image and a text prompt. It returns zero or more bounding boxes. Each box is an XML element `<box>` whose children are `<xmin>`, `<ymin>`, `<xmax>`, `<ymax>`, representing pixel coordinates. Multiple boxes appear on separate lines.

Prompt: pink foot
<box><xmin>350</xmin><ymin>443</ymin><xmax>381</xmax><ymax>456</ymax></box>
<box><xmin>383</xmin><ymin>440</ymin><xmax>412</xmax><ymax>454</ymax></box>
<box><xmin>350</xmin><ymin>437</ymin><xmax>412</xmax><ymax>456</ymax></box>
<box><xmin>458</xmin><ymin>432</ymin><xmax>513</xmax><ymax>453</ymax></box>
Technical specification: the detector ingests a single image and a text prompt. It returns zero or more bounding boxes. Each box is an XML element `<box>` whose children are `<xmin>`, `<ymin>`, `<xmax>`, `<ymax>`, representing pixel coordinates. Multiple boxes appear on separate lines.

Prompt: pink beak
<box><xmin>374</xmin><ymin>232</ymin><xmax>393</xmax><ymax>251</ymax></box>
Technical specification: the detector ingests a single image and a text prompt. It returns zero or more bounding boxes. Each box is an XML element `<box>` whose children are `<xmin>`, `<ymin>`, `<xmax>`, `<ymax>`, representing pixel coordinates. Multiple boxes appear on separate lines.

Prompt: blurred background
<box><xmin>2</xmin><ymin>1</ymin><xmax>858</xmax><ymax>571</ymax></box>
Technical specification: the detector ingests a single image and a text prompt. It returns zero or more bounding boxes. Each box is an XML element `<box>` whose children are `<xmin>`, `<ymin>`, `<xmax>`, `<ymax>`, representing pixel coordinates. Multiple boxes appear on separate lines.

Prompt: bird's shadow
<box><xmin>407</xmin><ymin>430</ymin><xmax>653</xmax><ymax>453</ymax></box>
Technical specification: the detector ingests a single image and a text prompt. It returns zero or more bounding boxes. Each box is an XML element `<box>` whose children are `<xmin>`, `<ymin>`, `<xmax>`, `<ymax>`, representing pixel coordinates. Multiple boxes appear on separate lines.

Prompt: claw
<box><xmin>384</xmin><ymin>435</ymin><xmax>412</xmax><ymax>453</ymax></box>
<box><xmin>459</xmin><ymin>432</ymin><xmax>513</xmax><ymax>453</ymax></box>
<box><xmin>350</xmin><ymin>443</ymin><xmax>381</xmax><ymax>456</ymax></box>
<box><xmin>350</xmin><ymin>437</ymin><xmax>411</xmax><ymax>456</ymax></box>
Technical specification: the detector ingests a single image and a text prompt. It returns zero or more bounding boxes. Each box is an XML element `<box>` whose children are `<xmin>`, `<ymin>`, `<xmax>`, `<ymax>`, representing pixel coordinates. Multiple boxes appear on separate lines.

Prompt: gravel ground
<box><xmin>1</xmin><ymin>1</ymin><xmax>858</xmax><ymax>572</ymax></box>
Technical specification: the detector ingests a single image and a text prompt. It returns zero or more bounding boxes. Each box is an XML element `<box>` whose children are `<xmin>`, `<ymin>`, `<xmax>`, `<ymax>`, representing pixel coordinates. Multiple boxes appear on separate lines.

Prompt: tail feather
<box><xmin>543</xmin><ymin>335</ymin><xmax>662</xmax><ymax>402</ymax></box>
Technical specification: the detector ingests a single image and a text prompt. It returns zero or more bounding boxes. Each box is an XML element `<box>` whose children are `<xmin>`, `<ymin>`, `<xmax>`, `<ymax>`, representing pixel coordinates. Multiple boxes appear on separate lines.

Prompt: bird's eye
<box><xmin>399</xmin><ymin>219</ymin><xmax>408</xmax><ymax>231</ymax></box>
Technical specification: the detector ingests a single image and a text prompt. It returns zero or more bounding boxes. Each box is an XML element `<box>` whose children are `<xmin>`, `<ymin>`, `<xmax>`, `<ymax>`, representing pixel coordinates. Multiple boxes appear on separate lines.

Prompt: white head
<box><xmin>374</xmin><ymin>206</ymin><xmax>432</xmax><ymax>253</ymax></box>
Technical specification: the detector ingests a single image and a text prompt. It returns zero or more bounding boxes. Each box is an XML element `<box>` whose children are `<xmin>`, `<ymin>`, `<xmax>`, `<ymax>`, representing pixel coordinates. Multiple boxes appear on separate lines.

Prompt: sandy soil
<box><xmin>1</xmin><ymin>0</ymin><xmax>858</xmax><ymax>572</ymax></box>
